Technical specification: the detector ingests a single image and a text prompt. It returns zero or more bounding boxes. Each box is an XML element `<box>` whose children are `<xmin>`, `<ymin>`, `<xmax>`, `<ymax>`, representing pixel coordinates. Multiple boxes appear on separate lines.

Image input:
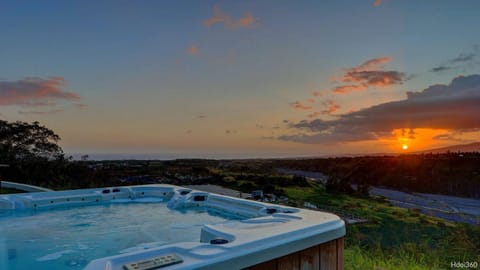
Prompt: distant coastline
<box><xmin>67</xmin><ymin>152</ymin><xmax>333</xmax><ymax>161</ymax></box>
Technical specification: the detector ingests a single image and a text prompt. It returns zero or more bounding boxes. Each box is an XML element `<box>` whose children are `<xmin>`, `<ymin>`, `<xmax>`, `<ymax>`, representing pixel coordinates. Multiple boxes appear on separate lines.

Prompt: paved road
<box><xmin>370</xmin><ymin>187</ymin><xmax>480</xmax><ymax>225</ymax></box>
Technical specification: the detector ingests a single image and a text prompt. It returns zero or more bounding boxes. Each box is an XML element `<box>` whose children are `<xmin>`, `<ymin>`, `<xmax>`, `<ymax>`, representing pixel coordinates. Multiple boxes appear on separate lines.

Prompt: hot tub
<box><xmin>0</xmin><ymin>184</ymin><xmax>345</xmax><ymax>270</ymax></box>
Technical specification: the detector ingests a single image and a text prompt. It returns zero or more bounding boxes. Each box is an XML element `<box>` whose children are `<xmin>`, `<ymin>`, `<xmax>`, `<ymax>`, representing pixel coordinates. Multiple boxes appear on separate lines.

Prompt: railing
<box><xmin>0</xmin><ymin>181</ymin><xmax>52</xmax><ymax>193</ymax></box>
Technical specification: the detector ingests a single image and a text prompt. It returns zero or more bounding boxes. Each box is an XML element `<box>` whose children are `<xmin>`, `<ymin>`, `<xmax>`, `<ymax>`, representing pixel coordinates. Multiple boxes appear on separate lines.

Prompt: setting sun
<box><xmin>402</xmin><ymin>144</ymin><xmax>409</xmax><ymax>150</ymax></box>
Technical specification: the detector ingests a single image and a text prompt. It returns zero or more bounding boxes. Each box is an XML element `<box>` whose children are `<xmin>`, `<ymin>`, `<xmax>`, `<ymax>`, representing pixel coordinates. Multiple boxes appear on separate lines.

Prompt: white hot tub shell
<box><xmin>0</xmin><ymin>184</ymin><xmax>346</xmax><ymax>270</ymax></box>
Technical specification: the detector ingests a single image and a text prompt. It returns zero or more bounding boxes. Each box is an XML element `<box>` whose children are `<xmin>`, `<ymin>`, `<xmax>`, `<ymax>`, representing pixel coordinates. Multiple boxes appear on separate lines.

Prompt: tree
<box><xmin>325</xmin><ymin>175</ymin><xmax>354</xmax><ymax>194</ymax></box>
<box><xmin>0</xmin><ymin>120</ymin><xmax>67</xmax><ymax>187</ymax></box>
<box><xmin>0</xmin><ymin>120</ymin><xmax>63</xmax><ymax>162</ymax></box>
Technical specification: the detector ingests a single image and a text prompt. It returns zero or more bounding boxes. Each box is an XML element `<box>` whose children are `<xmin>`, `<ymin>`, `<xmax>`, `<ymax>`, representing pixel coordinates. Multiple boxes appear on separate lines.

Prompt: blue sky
<box><xmin>1</xmin><ymin>0</ymin><xmax>480</xmax><ymax>157</ymax></box>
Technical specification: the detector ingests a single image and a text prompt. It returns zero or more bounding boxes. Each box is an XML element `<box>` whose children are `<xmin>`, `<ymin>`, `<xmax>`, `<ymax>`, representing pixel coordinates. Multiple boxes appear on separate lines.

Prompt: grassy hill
<box><xmin>283</xmin><ymin>182</ymin><xmax>480</xmax><ymax>270</ymax></box>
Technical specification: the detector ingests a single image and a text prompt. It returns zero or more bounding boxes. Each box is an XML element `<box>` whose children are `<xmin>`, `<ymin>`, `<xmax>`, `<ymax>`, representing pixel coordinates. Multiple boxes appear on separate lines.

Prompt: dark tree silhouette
<box><xmin>0</xmin><ymin>120</ymin><xmax>63</xmax><ymax>161</ymax></box>
<box><xmin>0</xmin><ymin>120</ymin><xmax>70</xmax><ymax>188</ymax></box>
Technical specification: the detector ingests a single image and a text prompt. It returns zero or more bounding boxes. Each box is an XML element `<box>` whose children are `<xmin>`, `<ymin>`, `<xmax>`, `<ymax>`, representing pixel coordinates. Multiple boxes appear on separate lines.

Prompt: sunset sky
<box><xmin>1</xmin><ymin>1</ymin><xmax>480</xmax><ymax>158</ymax></box>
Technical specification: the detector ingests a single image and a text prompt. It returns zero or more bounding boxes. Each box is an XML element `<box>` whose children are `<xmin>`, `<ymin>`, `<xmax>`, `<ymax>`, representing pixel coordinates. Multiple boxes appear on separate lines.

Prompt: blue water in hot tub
<box><xmin>0</xmin><ymin>201</ymin><xmax>245</xmax><ymax>270</ymax></box>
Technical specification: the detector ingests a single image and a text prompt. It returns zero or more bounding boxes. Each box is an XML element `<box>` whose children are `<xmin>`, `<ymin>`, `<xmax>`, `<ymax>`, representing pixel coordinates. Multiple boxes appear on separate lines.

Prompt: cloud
<box><xmin>430</xmin><ymin>50</ymin><xmax>477</xmax><ymax>73</ymax></box>
<box><xmin>279</xmin><ymin>74</ymin><xmax>480</xmax><ymax>144</ymax></box>
<box><xmin>332</xmin><ymin>84</ymin><xmax>368</xmax><ymax>94</ymax></box>
<box><xmin>405</xmin><ymin>74</ymin><xmax>480</xmax><ymax>99</ymax></box>
<box><xmin>0</xmin><ymin>77</ymin><xmax>80</xmax><ymax>107</ymax></box>
<box><xmin>19</xmin><ymin>101</ymin><xmax>57</xmax><ymax>107</ymax></box>
<box><xmin>449</xmin><ymin>53</ymin><xmax>475</xmax><ymax>63</ymax></box>
<box><xmin>431</xmin><ymin>132</ymin><xmax>466</xmax><ymax>142</ymax></box>
<box><xmin>289</xmin><ymin>101</ymin><xmax>313</xmax><ymax>110</ymax></box>
<box><xmin>187</xmin><ymin>45</ymin><xmax>199</xmax><ymax>55</ymax></box>
<box><xmin>348</xmin><ymin>56</ymin><xmax>391</xmax><ymax>72</ymax></box>
<box><xmin>342</xmin><ymin>70</ymin><xmax>406</xmax><ymax>87</ymax></box>
<box><xmin>18</xmin><ymin>109</ymin><xmax>65</xmax><ymax>115</ymax></box>
<box><xmin>204</xmin><ymin>5</ymin><xmax>255</xmax><ymax>29</ymax></box>
<box><xmin>312</xmin><ymin>91</ymin><xmax>323</xmax><ymax>97</ymax></box>
<box><xmin>307</xmin><ymin>112</ymin><xmax>322</xmax><ymax>118</ymax></box>
<box><xmin>432</xmin><ymin>133</ymin><xmax>455</xmax><ymax>141</ymax></box>
<box><xmin>225</xmin><ymin>129</ymin><xmax>237</xmax><ymax>135</ymax></box>
<box><xmin>331</xmin><ymin>57</ymin><xmax>406</xmax><ymax>94</ymax></box>
<box><xmin>322</xmin><ymin>100</ymin><xmax>341</xmax><ymax>114</ymax></box>
<box><xmin>75</xmin><ymin>103</ymin><xmax>87</xmax><ymax>110</ymax></box>
<box><xmin>430</xmin><ymin>65</ymin><xmax>453</xmax><ymax>73</ymax></box>
<box><xmin>400</xmin><ymin>128</ymin><xmax>416</xmax><ymax>140</ymax></box>
<box><xmin>306</xmin><ymin>100</ymin><xmax>341</xmax><ymax>118</ymax></box>
<box><xmin>373</xmin><ymin>0</ymin><xmax>383</xmax><ymax>7</ymax></box>
<box><xmin>432</xmin><ymin>134</ymin><xmax>451</xmax><ymax>141</ymax></box>
<box><xmin>237</xmin><ymin>12</ymin><xmax>254</xmax><ymax>27</ymax></box>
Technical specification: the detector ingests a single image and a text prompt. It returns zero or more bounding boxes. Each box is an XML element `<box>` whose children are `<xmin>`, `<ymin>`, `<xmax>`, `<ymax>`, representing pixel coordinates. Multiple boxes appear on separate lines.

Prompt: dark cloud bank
<box><xmin>279</xmin><ymin>74</ymin><xmax>480</xmax><ymax>144</ymax></box>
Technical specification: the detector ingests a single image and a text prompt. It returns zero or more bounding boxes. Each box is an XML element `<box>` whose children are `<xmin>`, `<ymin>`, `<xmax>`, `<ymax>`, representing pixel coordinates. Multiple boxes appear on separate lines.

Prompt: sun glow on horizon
<box><xmin>389</xmin><ymin>128</ymin><xmax>463</xmax><ymax>153</ymax></box>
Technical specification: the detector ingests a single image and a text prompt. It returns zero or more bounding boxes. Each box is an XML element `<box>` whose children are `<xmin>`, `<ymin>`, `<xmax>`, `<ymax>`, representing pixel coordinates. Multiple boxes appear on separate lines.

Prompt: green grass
<box><xmin>283</xmin><ymin>181</ymin><xmax>480</xmax><ymax>269</ymax></box>
<box><xmin>345</xmin><ymin>245</ymin><xmax>441</xmax><ymax>270</ymax></box>
<box><xmin>0</xmin><ymin>187</ymin><xmax>25</xmax><ymax>194</ymax></box>
<box><xmin>213</xmin><ymin>172</ymin><xmax>480</xmax><ymax>269</ymax></box>
<box><xmin>283</xmin><ymin>185</ymin><xmax>319</xmax><ymax>201</ymax></box>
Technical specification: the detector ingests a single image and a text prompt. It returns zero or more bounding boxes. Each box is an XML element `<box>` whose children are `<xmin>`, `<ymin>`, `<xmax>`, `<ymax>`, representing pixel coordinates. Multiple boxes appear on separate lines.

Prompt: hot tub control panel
<box><xmin>123</xmin><ymin>254</ymin><xmax>183</xmax><ymax>270</ymax></box>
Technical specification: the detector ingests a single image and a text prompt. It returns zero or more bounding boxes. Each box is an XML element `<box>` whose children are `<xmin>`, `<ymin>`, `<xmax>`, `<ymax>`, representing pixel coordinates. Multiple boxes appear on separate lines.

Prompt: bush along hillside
<box><xmin>274</xmin><ymin>154</ymin><xmax>480</xmax><ymax>198</ymax></box>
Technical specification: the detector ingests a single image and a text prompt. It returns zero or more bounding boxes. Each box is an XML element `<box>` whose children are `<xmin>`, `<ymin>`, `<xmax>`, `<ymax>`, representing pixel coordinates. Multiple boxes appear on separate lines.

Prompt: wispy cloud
<box><xmin>349</xmin><ymin>56</ymin><xmax>391</xmax><ymax>72</ymax></box>
<box><xmin>204</xmin><ymin>5</ymin><xmax>255</xmax><ymax>29</ymax></box>
<box><xmin>75</xmin><ymin>103</ymin><xmax>87</xmax><ymax>110</ymax></box>
<box><xmin>432</xmin><ymin>132</ymin><xmax>465</xmax><ymax>142</ymax></box>
<box><xmin>373</xmin><ymin>0</ymin><xmax>383</xmax><ymax>7</ymax></box>
<box><xmin>225</xmin><ymin>129</ymin><xmax>238</xmax><ymax>135</ymax></box>
<box><xmin>322</xmin><ymin>100</ymin><xmax>341</xmax><ymax>114</ymax></box>
<box><xmin>449</xmin><ymin>53</ymin><xmax>475</xmax><ymax>63</ymax></box>
<box><xmin>306</xmin><ymin>100</ymin><xmax>341</xmax><ymax>118</ymax></box>
<box><xmin>432</xmin><ymin>133</ymin><xmax>453</xmax><ymax>141</ymax></box>
<box><xmin>0</xmin><ymin>77</ymin><xmax>80</xmax><ymax>107</ymax></box>
<box><xmin>18</xmin><ymin>109</ymin><xmax>65</xmax><ymax>115</ymax></box>
<box><xmin>332</xmin><ymin>84</ymin><xmax>368</xmax><ymax>94</ymax></box>
<box><xmin>331</xmin><ymin>57</ymin><xmax>406</xmax><ymax>94</ymax></box>
<box><xmin>312</xmin><ymin>91</ymin><xmax>323</xmax><ymax>97</ymax></box>
<box><xmin>279</xmin><ymin>74</ymin><xmax>480</xmax><ymax>144</ymax></box>
<box><xmin>430</xmin><ymin>50</ymin><xmax>477</xmax><ymax>73</ymax></box>
<box><xmin>289</xmin><ymin>101</ymin><xmax>313</xmax><ymax>110</ymax></box>
<box><xmin>187</xmin><ymin>45</ymin><xmax>199</xmax><ymax>55</ymax></box>
<box><xmin>430</xmin><ymin>65</ymin><xmax>453</xmax><ymax>73</ymax></box>
<box><xmin>342</xmin><ymin>70</ymin><xmax>405</xmax><ymax>87</ymax></box>
<box><xmin>307</xmin><ymin>112</ymin><xmax>322</xmax><ymax>118</ymax></box>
